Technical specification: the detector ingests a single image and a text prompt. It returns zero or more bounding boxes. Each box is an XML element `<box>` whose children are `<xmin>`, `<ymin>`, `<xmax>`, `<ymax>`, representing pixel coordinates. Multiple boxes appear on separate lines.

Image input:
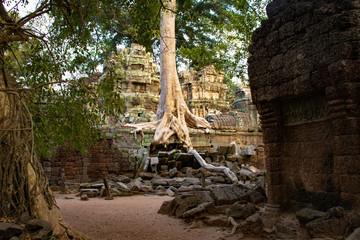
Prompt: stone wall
<box><xmin>42</xmin><ymin>128</ymin><xmax>263</xmax><ymax>185</ymax></box>
<box><xmin>248</xmin><ymin>0</ymin><xmax>360</xmax><ymax>208</ymax></box>
<box><xmin>105</xmin><ymin>43</ymin><xmax>160</xmax><ymax>123</ymax></box>
<box><xmin>180</xmin><ymin>65</ymin><xmax>229</xmax><ymax>117</ymax></box>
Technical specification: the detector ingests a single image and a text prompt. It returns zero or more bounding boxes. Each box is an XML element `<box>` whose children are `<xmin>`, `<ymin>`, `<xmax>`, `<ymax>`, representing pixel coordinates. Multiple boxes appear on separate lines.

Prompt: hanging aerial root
<box><xmin>188</xmin><ymin>149</ymin><xmax>240</xmax><ymax>184</ymax></box>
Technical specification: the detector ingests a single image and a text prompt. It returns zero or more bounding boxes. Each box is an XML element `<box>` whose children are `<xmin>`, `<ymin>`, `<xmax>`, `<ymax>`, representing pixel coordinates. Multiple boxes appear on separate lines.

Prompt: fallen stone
<box><xmin>227</xmin><ymin>202</ymin><xmax>258</xmax><ymax>219</ymax></box>
<box><xmin>17</xmin><ymin>212</ymin><xmax>31</xmax><ymax>224</ymax></box>
<box><xmin>89</xmin><ymin>183</ymin><xmax>104</xmax><ymax>189</ymax></box>
<box><xmin>160</xmin><ymin>165</ymin><xmax>169</xmax><ymax>172</ymax></box>
<box><xmin>241</xmin><ymin>146</ymin><xmax>256</xmax><ymax>156</ymax></box>
<box><xmin>296</xmin><ymin>208</ymin><xmax>326</xmax><ymax>225</ymax></box>
<box><xmin>238</xmin><ymin>168</ymin><xmax>256</xmax><ymax>181</ymax></box>
<box><xmin>151</xmin><ymin>178</ymin><xmax>169</xmax><ymax>186</ymax></box>
<box><xmin>0</xmin><ymin>222</ymin><xmax>24</xmax><ymax>240</ymax></box>
<box><xmin>80</xmin><ymin>194</ymin><xmax>88</xmax><ymax>201</ymax></box>
<box><xmin>168</xmin><ymin>167</ymin><xmax>178</xmax><ymax>178</ymax></box>
<box><xmin>159</xmin><ymin>158</ymin><xmax>168</xmax><ymax>165</ymax></box>
<box><xmin>166</xmin><ymin>188</ymin><xmax>175</xmax><ymax>197</ymax></box>
<box><xmin>139</xmin><ymin>172</ymin><xmax>155</xmax><ymax>180</ymax></box>
<box><xmin>140</xmin><ymin>185</ymin><xmax>154</xmax><ymax>193</ymax></box>
<box><xmin>158</xmin><ymin>200</ymin><xmax>172</xmax><ymax>214</ymax></box>
<box><xmin>249</xmin><ymin>190</ymin><xmax>265</xmax><ymax>204</ymax></box>
<box><xmin>210</xmin><ymin>185</ymin><xmax>249</xmax><ymax>205</ymax></box>
<box><xmin>239</xmin><ymin>213</ymin><xmax>263</xmax><ymax>234</ymax></box>
<box><xmin>80</xmin><ymin>189</ymin><xmax>99</xmax><ymax>198</ymax></box>
<box><xmin>306</xmin><ymin>207</ymin><xmax>349</xmax><ymax>238</ymax></box>
<box><xmin>217</xmin><ymin>146</ymin><xmax>230</xmax><ymax>155</ymax></box>
<box><xmin>347</xmin><ymin>227</ymin><xmax>360</xmax><ymax>240</ymax></box>
<box><xmin>115</xmin><ymin>182</ymin><xmax>130</xmax><ymax>191</ymax></box>
<box><xmin>114</xmin><ymin>175</ymin><xmax>131</xmax><ymax>184</ymax></box>
<box><xmin>25</xmin><ymin>219</ymin><xmax>53</xmax><ymax>240</ymax></box>
<box><xmin>203</xmin><ymin>215</ymin><xmax>229</xmax><ymax>227</ymax></box>
<box><xmin>183</xmin><ymin>202</ymin><xmax>214</xmax><ymax>219</ymax></box>
<box><xmin>154</xmin><ymin>186</ymin><xmax>167</xmax><ymax>195</ymax></box>
<box><xmin>215</xmin><ymin>205</ymin><xmax>232</xmax><ymax>214</ymax></box>
<box><xmin>275</xmin><ymin>224</ymin><xmax>297</xmax><ymax>239</ymax></box>
<box><xmin>183</xmin><ymin>177</ymin><xmax>201</xmax><ymax>185</ymax></box>
<box><xmin>157</xmin><ymin>151</ymin><xmax>168</xmax><ymax>158</ymax></box>
<box><xmin>249</xmin><ymin>166</ymin><xmax>263</xmax><ymax>175</ymax></box>
<box><xmin>208</xmin><ymin>176</ymin><xmax>226</xmax><ymax>183</ymax></box>
<box><xmin>187</xmin><ymin>220</ymin><xmax>205</xmax><ymax>229</ymax></box>
<box><xmin>127</xmin><ymin>178</ymin><xmax>142</xmax><ymax>191</ymax></box>
<box><xmin>227</xmin><ymin>155</ymin><xmax>242</xmax><ymax>162</ymax></box>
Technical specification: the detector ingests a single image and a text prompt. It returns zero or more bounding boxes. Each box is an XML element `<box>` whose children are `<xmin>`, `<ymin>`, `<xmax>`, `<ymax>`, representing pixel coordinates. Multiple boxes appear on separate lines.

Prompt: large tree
<box><xmin>125</xmin><ymin>0</ymin><xmax>239</xmax><ymax>183</ymax></box>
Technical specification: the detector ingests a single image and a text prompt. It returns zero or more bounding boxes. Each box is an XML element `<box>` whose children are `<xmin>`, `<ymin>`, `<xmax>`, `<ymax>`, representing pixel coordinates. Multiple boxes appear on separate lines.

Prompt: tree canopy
<box><xmin>1</xmin><ymin>0</ymin><xmax>269</xmax><ymax>158</ymax></box>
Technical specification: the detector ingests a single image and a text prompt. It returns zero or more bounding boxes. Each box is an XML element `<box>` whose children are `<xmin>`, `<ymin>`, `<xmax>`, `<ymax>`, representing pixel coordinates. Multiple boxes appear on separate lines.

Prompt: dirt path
<box><xmin>56</xmin><ymin>194</ymin><xmax>225</xmax><ymax>240</ymax></box>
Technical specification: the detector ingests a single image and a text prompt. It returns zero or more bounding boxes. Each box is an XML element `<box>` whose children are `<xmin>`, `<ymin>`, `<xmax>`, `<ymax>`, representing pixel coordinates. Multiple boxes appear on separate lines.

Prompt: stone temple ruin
<box><xmin>42</xmin><ymin>43</ymin><xmax>263</xmax><ymax>186</ymax></box>
<box><xmin>34</xmin><ymin>1</ymin><xmax>360</xmax><ymax>240</ymax></box>
<box><xmin>179</xmin><ymin>65</ymin><xmax>229</xmax><ymax>118</ymax></box>
<box><xmin>105</xmin><ymin>43</ymin><xmax>160</xmax><ymax>123</ymax></box>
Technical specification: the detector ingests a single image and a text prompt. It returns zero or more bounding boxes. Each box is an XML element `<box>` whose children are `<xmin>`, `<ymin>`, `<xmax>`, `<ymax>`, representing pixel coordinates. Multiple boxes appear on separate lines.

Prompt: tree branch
<box><xmin>158</xmin><ymin>0</ymin><xmax>177</xmax><ymax>14</ymax></box>
<box><xmin>17</xmin><ymin>1</ymin><xmax>52</xmax><ymax>27</ymax></box>
<box><xmin>0</xmin><ymin>2</ymin><xmax>13</xmax><ymax>22</ymax></box>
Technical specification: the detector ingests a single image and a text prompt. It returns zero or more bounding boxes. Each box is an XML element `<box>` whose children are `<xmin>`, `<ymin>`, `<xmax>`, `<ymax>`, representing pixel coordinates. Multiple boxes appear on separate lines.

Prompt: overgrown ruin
<box><xmin>41</xmin><ymin>44</ymin><xmax>263</xmax><ymax>186</ymax></box>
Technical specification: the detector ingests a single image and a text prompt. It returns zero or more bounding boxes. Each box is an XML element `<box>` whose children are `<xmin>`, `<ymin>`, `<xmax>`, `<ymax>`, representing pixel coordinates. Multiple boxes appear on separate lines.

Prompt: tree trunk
<box><xmin>123</xmin><ymin>0</ymin><xmax>239</xmax><ymax>184</ymax></box>
<box><xmin>125</xmin><ymin>0</ymin><xmax>210</xmax><ymax>151</ymax></box>
<box><xmin>0</xmin><ymin>51</ymin><xmax>88</xmax><ymax>239</ymax></box>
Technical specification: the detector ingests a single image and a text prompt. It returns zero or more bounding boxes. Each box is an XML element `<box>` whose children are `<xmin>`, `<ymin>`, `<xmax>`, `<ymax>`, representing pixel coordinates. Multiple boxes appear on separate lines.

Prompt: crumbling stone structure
<box><xmin>105</xmin><ymin>43</ymin><xmax>160</xmax><ymax>123</ymax></box>
<box><xmin>232</xmin><ymin>85</ymin><xmax>259</xmax><ymax>127</ymax></box>
<box><xmin>249</xmin><ymin>0</ymin><xmax>360</xmax><ymax>208</ymax></box>
<box><xmin>180</xmin><ymin>65</ymin><xmax>229</xmax><ymax>117</ymax></box>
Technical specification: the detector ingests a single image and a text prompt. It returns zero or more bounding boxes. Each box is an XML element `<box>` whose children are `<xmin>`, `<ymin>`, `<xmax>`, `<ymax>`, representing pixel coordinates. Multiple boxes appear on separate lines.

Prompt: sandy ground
<box><xmin>56</xmin><ymin>193</ymin><xmax>226</xmax><ymax>240</ymax></box>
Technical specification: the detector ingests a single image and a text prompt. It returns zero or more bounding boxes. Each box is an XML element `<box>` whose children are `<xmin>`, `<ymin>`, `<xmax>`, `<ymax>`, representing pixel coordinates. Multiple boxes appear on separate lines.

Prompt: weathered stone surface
<box><xmin>183</xmin><ymin>202</ymin><xmax>214</xmax><ymax>219</ymax></box>
<box><xmin>80</xmin><ymin>194</ymin><xmax>89</xmax><ymax>201</ymax></box>
<box><xmin>139</xmin><ymin>172</ymin><xmax>155</xmax><ymax>180</ymax></box>
<box><xmin>226</xmin><ymin>202</ymin><xmax>258</xmax><ymax>219</ymax></box>
<box><xmin>17</xmin><ymin>212</ymin><xmax>31</xmax><ymax>224</ymax></box>
<box><xmin>249</xmin><ymin>190</ymin><xmax>265</xmax><ymax>204</ymax></box>
<box><xmin>25</xmin><ymin>219</ymin><xmax>53</xmax><ymax>240</ymax></box>
<box><xmin>275</xmin><ymin>224</ymin><xmax>297</xmax><ymax>239</ymax></box>
<box><xmin>306</xmin><ymin>207</ymin><xmax>349</xmax><ymax>238</ymax></box>
<box><xmin>249</xmin><ymin>0</ymin><xmax>360</xmax><ymax>207</ymax></box>
<box><xmin>347</xmin><ymin>227</ymin><xmax>360</xmax><ymax>240</ymax></box>
<box><xmin>210</xmin><ymin>185</ymin><xmax>249</xmax><ymax>205</ymax></box>
<box><xmin>296</xmin><ymin>208</ymin><xmax>326</xmax><ymax>225</ymax></box>
<box><xmin>239</xmin><ymin>213</ymin><xmax>263</xmax><ymax>235</ymax></box>
<box><xmin>151</xmin><ymin>178</ymin><xmax>169</xmax><ymax>186</ymax></box>
<box><xmin>180</xmin><ymin>65</ymin><xmax>229</xmax><ymax>118</ymax></box>
<box><xmin>158</xmin><ymin>200</ymin><xmax>172</xmax><ymax>214</ymax></box>
<box><xmin>0</xmin><ymin>223</ymin><xmax>23</xmax><ymax>240</ymax></box>
<box><xmin>203</xmin><ymin>215</ymin><xmax>229</xmax><ymax>227</ymax></box>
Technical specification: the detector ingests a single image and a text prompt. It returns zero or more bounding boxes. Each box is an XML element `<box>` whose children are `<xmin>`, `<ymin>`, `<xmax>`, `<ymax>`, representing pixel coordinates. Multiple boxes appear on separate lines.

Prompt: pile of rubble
<box><xmin>0</xmin><ymin>214</ymin><xmax>53</xmax><ymax>240</ymax></box>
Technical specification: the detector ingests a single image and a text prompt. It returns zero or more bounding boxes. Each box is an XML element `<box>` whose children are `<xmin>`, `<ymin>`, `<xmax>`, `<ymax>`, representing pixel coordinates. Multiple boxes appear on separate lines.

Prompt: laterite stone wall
<box><xmin>248</xmin><ymin>0</ymin><xmax>360</xmax><ymax>209</ymax></box>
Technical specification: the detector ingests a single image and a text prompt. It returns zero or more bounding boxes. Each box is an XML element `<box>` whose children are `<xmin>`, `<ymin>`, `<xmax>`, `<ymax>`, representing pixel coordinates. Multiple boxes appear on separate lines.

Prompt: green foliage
<box><xmin>175</xmin><ymin>0</ymin><xmax>270</xmax><ymax>83</ymax></box>
<box><xmin>3</xmin><ymin>0</ymin><xmax>126</xmax><ymax>157</ymax></box>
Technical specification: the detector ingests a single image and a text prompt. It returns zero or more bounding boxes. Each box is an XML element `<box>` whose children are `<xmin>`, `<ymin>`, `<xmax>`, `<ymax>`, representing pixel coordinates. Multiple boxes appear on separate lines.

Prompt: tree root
<box><xmin>188</xmin><ymin>149</ymin><xmax>240</xmax><ymax>184</ymax></box>
<box><xmin>222</xmin><ymin>217</ymin><xmax>243</xmax><ymax>238</ymax></box>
